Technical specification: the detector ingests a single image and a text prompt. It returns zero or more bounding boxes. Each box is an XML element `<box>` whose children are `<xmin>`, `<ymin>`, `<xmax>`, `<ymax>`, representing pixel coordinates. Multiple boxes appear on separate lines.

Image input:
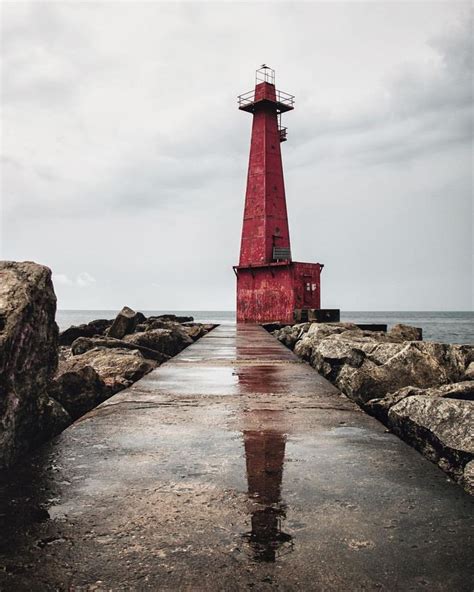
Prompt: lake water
<box><xmin>56</xmin><ymin>310</ymin><xmax>474</xmax><ymax>345</ymax></box>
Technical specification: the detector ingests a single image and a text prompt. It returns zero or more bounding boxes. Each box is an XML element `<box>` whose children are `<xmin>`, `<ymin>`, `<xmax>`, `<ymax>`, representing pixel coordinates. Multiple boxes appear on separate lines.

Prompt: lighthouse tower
<box><xmin>234</xmin><ymin>66</ymin><xmax>325</xmax><ymax>324</ymax></box>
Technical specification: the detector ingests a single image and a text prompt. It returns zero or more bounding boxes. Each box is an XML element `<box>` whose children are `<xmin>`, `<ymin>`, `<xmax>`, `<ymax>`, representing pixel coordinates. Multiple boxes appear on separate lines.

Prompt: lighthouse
<box><xmin>234</xmin><ymin>66</ymin><xmax>330</xmax><ymax>324</ymax></box>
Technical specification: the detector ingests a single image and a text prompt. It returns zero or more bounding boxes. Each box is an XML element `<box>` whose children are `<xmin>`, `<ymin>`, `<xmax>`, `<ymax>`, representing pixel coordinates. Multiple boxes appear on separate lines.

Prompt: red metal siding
<box><xmin>235</xmin><ymin>69</ymin><xmax>323</xmax><ymax>324</ymax></box>
<box><xmin>239</xmin><ymin>82</ymin><xmax>291</xmax><ymax>267</ymax></box>
<box><xmin>236</xmin><ymin>267</ymin><xmax>295</xmax><ymax>323</ymax></box>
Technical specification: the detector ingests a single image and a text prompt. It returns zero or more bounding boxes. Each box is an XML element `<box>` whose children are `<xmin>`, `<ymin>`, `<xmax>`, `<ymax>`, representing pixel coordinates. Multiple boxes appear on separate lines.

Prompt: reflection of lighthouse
<box><xmin>235</xmin><ymin>328</ymin><xmax>293</xmax><ymax>562</ymax></box>
<box><xmin>243</xmin><ymin>427</ymin><xmax>292</xmax><ymax>562</ymax></box>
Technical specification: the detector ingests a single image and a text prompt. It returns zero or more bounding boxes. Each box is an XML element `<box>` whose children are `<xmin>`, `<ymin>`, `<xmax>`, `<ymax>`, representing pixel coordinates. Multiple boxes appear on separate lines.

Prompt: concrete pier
<box><xmin>0</xmin><ymin>325</ymin><xmax>472</xmax><ymax>591</ymax></box>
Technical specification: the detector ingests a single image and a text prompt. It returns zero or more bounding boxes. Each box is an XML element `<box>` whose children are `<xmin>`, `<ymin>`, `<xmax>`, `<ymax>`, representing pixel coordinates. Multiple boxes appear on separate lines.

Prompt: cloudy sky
<box><xmin>1</xmin><ymin>1</ymin><xmax>472</xmax><ymax>311</ymax></box>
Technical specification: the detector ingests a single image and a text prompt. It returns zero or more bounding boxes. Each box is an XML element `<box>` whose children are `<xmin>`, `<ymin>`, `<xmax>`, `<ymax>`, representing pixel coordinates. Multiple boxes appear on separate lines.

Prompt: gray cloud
<box><xmin>1</xmin><ymin>1</ymin><xmax>472</xmax><ymax>310</ymax></box>
<box><xmin>291</xmin><ymin>16</ymin><xmax>472</xmax><ymax>168</ymax></box>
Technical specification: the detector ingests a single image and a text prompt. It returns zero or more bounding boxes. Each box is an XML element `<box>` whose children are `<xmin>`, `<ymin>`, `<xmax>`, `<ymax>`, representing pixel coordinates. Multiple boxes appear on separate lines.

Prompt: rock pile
<box><xmin>0</xmin><ymin>261</ymin><xmax>216</xmax><ymax>468</ymax></box>
<box><xmin>271</xmin><ymin>321</ymin><xmax>474</xmax><ymax>494</ymax></box>
<box><xmin>53</xmin><ymin>307</ymin><xmax>216</xmax><ymax>420</ymax></box>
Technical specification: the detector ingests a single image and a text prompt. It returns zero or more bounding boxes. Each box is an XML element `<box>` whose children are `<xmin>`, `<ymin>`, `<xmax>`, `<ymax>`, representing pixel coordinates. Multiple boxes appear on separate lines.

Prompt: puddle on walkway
<box><xmin>241</xmin><ymin>419</ymin><xmax>293</xmax><ymax>562</ymax></box>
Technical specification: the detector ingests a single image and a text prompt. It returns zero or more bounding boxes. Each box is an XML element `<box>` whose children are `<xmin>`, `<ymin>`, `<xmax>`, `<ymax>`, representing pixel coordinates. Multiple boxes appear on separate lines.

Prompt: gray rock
<box><xmin>429</xmin><ymin>381</ymin><xmax>474</xmax><ymax>401</ymax></box>
<box><xmin>292</xmin><ymin>329</ymin><xmax>472</xmax><ymax>405</ymax></box>
<box><xmin>309</xmin><ymin>338</ymin><xmax>367</xmax><ymax>382</ymax></box>
<box><xmin>293</xmin><ymin>323</ymin><xmax>363</xmax><ymax>360</ymax></box>
<box><xmin>71</xmin><ymin>336</ymin><xmax>169</xmax><ymax>363</ymax></box>
<box><xmin>273</xmin><ymin>323</ymin><xmax>311</xmax><ymax>350</ymax></box>
<box><xmin>68</xmin><ymin>347</ymin><xmax>156</xmax><ymax>393</ymax></box>
<box><xmin>49</xmin><ymin>362</ymin><xmax>107</xmax><ymax>420</ymax></box>
<box><xmin>367</xmin><ymin>381</ymin><xmax>474</xmax><ymax>423</ymax></box>
<box><xmin>278</xmin><ymin>325</ymin><xmax>474</xmax><ymax>403</ymax></box>
<box><xmin>58</xmin><ymin>319</ymin><xmax>113</xmax><ymax>346</ymax></box>
<box><xmin>0</xmin><ymin>261</ymin><xmax>70</xmax><ymax>468</ymax></box>
<box><xmin>182</xmin><ymin>324</ymin><xmax>208</xmax><ymax>341</ymax></box>
<box><xmin>274</xmin><ymin>320</ymin><xmax>474</xmax><ymax>493</ymax></box>
<box><xmin>107</xmin><ymin>307</ymin><xmax>143</xmax><ymax>339</ymax></box>
<box><xmin>262</xmin><ymin>322</ymin><xmax>286</xmax><ymax>333</ymax></box>
<box><xmin>462</xmin><ymin>460</ymin><xmax>474</xmax><ymax>495</ymax></box>
<box><xmin>307</xmin><ymin>322</ymin><xmax>360</xmax><ymax>339</ymax></box>
<box><xmin>465</xmin><ymin>362</ymin><xmax>474</xmax><ymax>381</ymax></box>
<box><xmin>124</xmin><ymin>328</ymin><xmax>193</xmax><ymax>357</ymax></box>
<box><xmin>387</xmin><ymin>323</ymin><xmax>422</xmax><ymax>341</ymax></box>
<box><xmin>34</xmin><ymin>394</ymin><xmax>71</xmax><ymax>442</ymax></box>
<box><xmin>151</xmin><ymin>314</ymin><xmax>194</xmax><ymax>323</ymax></box>
<box><xmin>388</xmin><ymin>395</ymin><xmax>473</xmax><ymax>485</ymax></box>
<box><xmin>334</xmin><ymin>341</ymin><xmax>464</xmax><ymax>404</ymax></box>
<box><xmin>137</xmin><ymin>319</ymin><xmax>174</xmax><ymax>332</ymax></box>
<box><xmin>366</xmin><ymin>387</ymin><xmax>424</xmax><ymax>423</ymax></box>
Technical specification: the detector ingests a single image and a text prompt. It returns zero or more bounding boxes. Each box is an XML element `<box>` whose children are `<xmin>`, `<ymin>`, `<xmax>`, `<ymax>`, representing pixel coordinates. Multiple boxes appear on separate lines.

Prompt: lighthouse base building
<box><xmin>234</xmin><ymin>66</ymin><xmax>338</xmax><ymax>324</ymax></box>
<box><xmin>235</xmin><ymin>262</ymin><xmax>323</xmax><ymax>324</ymax></box>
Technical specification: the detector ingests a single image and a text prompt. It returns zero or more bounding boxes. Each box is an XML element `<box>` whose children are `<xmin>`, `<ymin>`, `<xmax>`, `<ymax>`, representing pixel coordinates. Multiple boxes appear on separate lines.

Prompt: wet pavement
<box><xmin>0</xmin><ymin>324</ymin><xmax>473</xmax><ymax>591</ymax></box>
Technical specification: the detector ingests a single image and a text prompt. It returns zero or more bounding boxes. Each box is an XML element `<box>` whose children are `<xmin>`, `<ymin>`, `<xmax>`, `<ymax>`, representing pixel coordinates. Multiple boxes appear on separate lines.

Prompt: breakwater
<box><xmin>270</xmin><ymin>321</ymin><xmax>474</xmax><ymax>493</ymax></box>
<box><xmin>0</xmin><ymin>261</ymin><xmax>215</xmax><ymax>469</ymax></box>
<box><xmin>1</xmin><ymin>325</ymin><xmax>473</xmax><ymax>590</ymax></box>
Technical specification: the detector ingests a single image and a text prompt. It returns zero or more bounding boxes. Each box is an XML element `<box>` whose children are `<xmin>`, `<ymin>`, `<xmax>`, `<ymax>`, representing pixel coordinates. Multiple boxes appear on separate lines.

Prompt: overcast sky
<box><xmin>1</xmin><ymin>1</ymin><xmax>472</xmax><ymax>311</ymax></box>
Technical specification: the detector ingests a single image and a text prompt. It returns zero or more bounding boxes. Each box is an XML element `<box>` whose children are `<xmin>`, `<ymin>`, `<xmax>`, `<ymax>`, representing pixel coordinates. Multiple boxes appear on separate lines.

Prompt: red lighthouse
<box><xmin>234</xmin><ymin>66</ymin><xmax>326</xmax><ymax>324</ymax></box>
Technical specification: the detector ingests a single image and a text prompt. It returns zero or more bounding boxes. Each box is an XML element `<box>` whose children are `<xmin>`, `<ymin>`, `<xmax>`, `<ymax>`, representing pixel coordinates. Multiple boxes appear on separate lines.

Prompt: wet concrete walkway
<box><xmin>0</xmin><ymin>325</ymin><xmax>473</xmax><ymax>591</ymax></box>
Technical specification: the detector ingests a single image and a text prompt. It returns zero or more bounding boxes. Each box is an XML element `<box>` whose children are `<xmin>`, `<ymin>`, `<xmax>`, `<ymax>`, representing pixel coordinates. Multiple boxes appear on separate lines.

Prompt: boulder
<box><xmin>366</xmin><ymin>387</ymin><xmax>424</xmax><ymax>423</ymax></box>
<box><xmin>151</xmin><ymin>314</ymin><xmax>194</xmax><ymax>323</ymax></box>
<box><xmin>334</xmin><ymin>341</ymin><xmax>465</xmax><ymax>405</ymax></box>
<box><xmin>462</xmin><ymin>461</ymin><xmax>474</xmax><ymax>495</ymax></box>
<box><xmin>124</xmin><ymin>328</ymin><xmax>193</xmax><ymax>357</ymax></box>
<box><xmin>309</xmin><ymin>338</ymin><xmax>367</xmax><ymax>382</ymax></box>
<box><xmin>289</xmin><ymin>323</ymin><xmax>425</xmax><ymax>362</ymax></box>
<box><xmin>387</xmin><ymin>323</ymin><xmax>422</xmax><ymax>342</ymax></box>
<box><xmin>306</xmin><ymin>322</ymin><xmax>360</xmax><ymax>339</ymax></box>
<box><xmin>262</xmin><ymin>322</ymin><xmax>286</xmax><ymax>333</ymax></box>
<box><xmin>183</xmin><ymin>325</ymin><xmax>206</xmax><ymax>341</ymax></box>
<box><xmin>287</xmin><ymin>324</ymin><xmax>473</xmax><ymax>405</ymax></box>
<box><xmin>293</xmin><ymin>323</ymin><xmax>361</xmax><ymax>359</ymax></box>
<box><xmin>58</xmin><ymin>319</ymin><xmax>113</xmax><ymax>346</ymax></box>
<box><xmin>465</xmin><ymin>362</ymin><xmax>474</xmax><ymax>381</ymax></box>
<box><xmin>387</xmin><ymin>395</ymin><xmax>473</xmax><ymax>485</ymax></box>
<box><xmin>71</xmin><ymin>336</ymin><xmax>169</xmax><ymax>363</ymax></box>
<box><xmin>58</xmin><ymin>345</ymin><xmax>73</xmax><ymax>363</ymax></box>
<box><xmin>49</xmin><ymin>362</ymin><xmax>107</xmax><ymax>420</ymax></box>
<box><xmin>432</xmin><ymin>381</ymin><xmax>474</xmax><ymax>401</ymax></box>
<box><xmin>272</xmin><ymin>323</ymin><xmax>311</xmax><ymax>350</ymax></box>
<box><xmin>33</xmin><ymin>396</ymin><xmax>71</xmax><ymax>442</ymax></box>
<box><xmin>273</xmin><ymin>320</ymin><xmax>474</xmax><ymax>493</ymax></box>
<box><xmin>367</xmin><ymin>381</ymin><xmax>474</xmax><ymax>423</ymax></box>
<box><xmin>0</xmin><ymin>261</ymin><xmax>70</xmax><ymax>468</ymax></box>
<box><xmin>137</xmin><ymin>319</ymin><xmax>174</xmax><ymax>332</ymax></box>
<box><xmin>107</xmin><ymin>307</ymin><xmax>143</xmax><ymax>339</ymax></box>
<box><xmin>67</xmin><ymin>347</ymin><xmax>156</xmax><ymax>393</ymax></box>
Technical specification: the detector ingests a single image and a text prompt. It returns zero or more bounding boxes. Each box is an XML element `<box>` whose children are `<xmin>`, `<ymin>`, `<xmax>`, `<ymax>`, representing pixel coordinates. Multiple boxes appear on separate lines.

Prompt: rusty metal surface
<box><xmin>235</xmin><ymin>70</ymin><xmax>323</xmax><ymax>323</ymax></box>
<box><xmin>0</xmin><ymin>325</ymin><xmax>473</xmax><ymax>591</ymax></box>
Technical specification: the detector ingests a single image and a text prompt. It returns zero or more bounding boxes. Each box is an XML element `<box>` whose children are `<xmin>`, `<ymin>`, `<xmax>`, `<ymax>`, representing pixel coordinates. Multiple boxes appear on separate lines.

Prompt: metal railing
<box><xmin>237</xmin><ymin>88</ymin><xmax>295</xmax><ymax>110</ymax></box>
<box><xmin>256</xmin><ymin>65</ymin><xmax>275</xmax><ymax>85</ymax></box>
<box><xmin>237</xmin><ymin>89</ymin><xmax>256</xmax><ymax>109</ymax></box>
<box><xmin>278</xmin><ymin>126</ymin><xmax>288</xmax><ymax>142</ymax></box>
